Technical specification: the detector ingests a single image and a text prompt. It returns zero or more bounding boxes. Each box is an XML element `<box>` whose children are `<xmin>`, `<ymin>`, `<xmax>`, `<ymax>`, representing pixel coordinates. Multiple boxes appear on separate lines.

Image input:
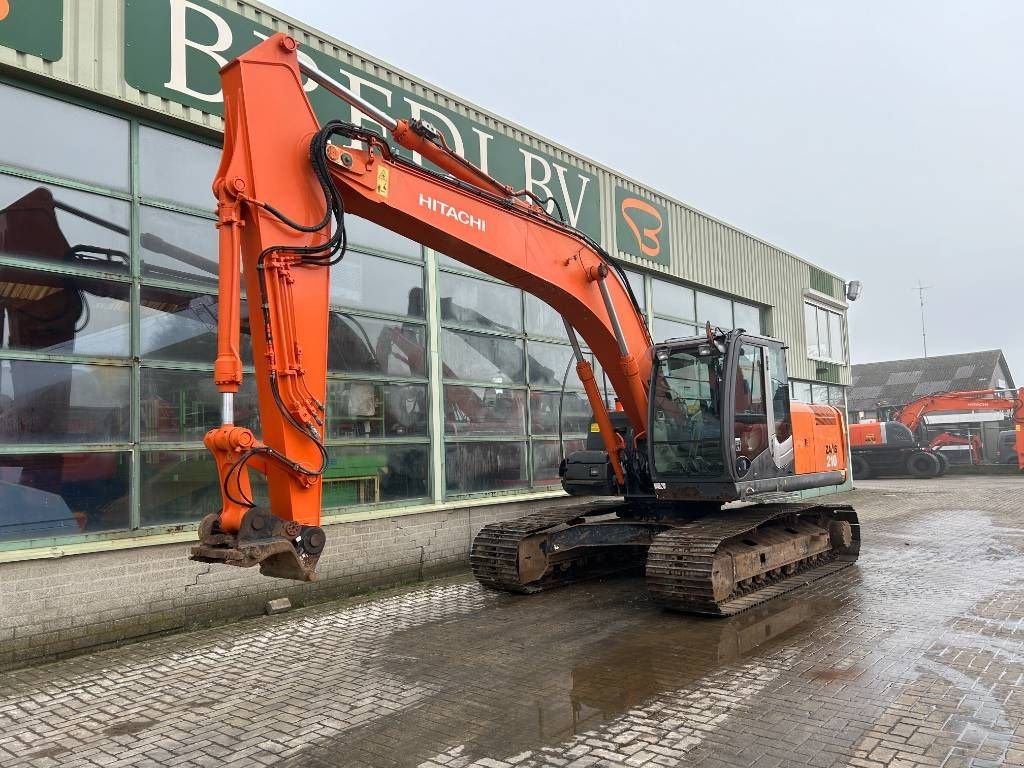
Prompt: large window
<box><xmin>805</xmin><ymin>302</ymin><xmax>846</xmax><ymax>362</ymax></box>
<box><xmin>650</xmin><ymin>276</ymin><xmax>762</xmax><ymax>340</ymax></box>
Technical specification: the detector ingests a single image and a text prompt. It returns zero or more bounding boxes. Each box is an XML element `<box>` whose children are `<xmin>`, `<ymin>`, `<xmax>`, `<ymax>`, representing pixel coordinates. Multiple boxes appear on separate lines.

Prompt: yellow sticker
<box><xmin>376</xmin><ymin>166</ymin><xmax>389</xmax><ymax>197</ymax></box>
<box><xmin>590</xmin><ymin>423</ymin><xmax>600</xmax><ymax>432</ymax></box>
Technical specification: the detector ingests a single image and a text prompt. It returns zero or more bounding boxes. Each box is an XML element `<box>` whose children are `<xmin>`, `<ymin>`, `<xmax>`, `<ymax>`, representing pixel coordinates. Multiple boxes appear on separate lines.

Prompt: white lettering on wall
<box><xmin>164</xmin><ymin>0</ymin><xmax>233</xmax><ymax>103</ymax></box>
<box><xmin>336</xmin><ymin>72</ymin><xmax>394</xmax><ymax>145</ymax></box>
<box><xmin>471</xmin><ymin>128</ymin><xmax>493</xmax><ymax>175</ymax></box>
<box><xmin>518</xmin><ymin>148</ymin><xmax>591</xmax><ymax>229</ymax></box>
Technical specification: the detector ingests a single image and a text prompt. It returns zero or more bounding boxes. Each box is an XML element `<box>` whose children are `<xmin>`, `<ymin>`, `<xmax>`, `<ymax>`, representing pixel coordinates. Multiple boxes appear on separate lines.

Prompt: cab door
<box><xmin>731</xmin><ymin>339</ymin><xmax>794</xmax><ymax>480</ymax></box>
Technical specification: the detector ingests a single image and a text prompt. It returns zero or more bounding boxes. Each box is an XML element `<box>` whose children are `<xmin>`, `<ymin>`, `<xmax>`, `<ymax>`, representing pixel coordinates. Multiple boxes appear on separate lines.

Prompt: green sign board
<box><xmin>123</xmin><ymin>0</ymin><xmax>600</xmax><ymax>239</ymax></box>
<box><xmin>0</xmin><ymin>0</ymin><xmax>63</xmax><ymax>62</ymax></box>
<box><xmin>614</xmin><ymin>186</ymin><xmax>670</xmax><ymax>266</ymax></box>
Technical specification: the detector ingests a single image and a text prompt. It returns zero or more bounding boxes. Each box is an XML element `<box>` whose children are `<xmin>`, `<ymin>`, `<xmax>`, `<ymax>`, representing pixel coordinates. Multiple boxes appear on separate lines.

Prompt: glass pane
<box><xmin>828</xmin><ymin>385</ymin><xmax>846</xmax><ymax>407</ymax></box>
<box><xmin>530</xmin><ymin>391</ymin><xmax>593</xmax><ymax>435</ymax></box>
<box><xmin>733</xmin><ymin>302</ymin><xmax>761</xmax><ymax>334</ymax></box>
<box><xmin>697</xmin><ymin>292</ymin><xmax>733</xmax><ymax>329</ymax></box>
<box><xmin>139</xmin><ymin>450</ymin><xmax>266</xmax><ymax>527</ymax></box>
<box><xmin>623</xmin><ymin>270</ymin><xmax>645</xmax><ymax>309</ymax></box>
<box><xmin>0</xmin><ymin>361</ymin><xmax>130</xmax><ymax>443</ymax></box>
<box><xmin>652</xmin><ymin>279</ymin><xmax>694</xmax><ymax>321</ymax></box>
<box><xmin>528</xmin><ymin>340</ymin><xmax>587</xmax><ymax>388</ymax></box>
<box><xmin>439</xmin><ymin>272</ymin><xmax>522</xmax><ymax>332</ymax></box>
<box><xmin>812</xmin><ymin>383</ymin><xmax>829</xmax><ymax>404</ymax></box>
<box><xmin>140</xmin><ymin>206</ymin><xmax>219</xmax><ymax>287</ymax></box>
<box><xmin>324</xmin><ymin>444</ymin><xmax>429</xmax><ymax>506</ymax></box>
<box><xmin>653</xmin><ymin>317</ymin><xmax>697</xmax><ymax>342</ymax></box>
<box><xmin>0</xmin><ymin>174</ymin><xmax>131</xmax><ymax>275</ymax></box>
<box><xmin>532</xmin><ymin>438</ymin><xmax>586</xmax><ymax>485</ymax></box>
<box><xmin>441</xmin><ymin>329</ymin><xmax>524</xmax><ymax>384</ymax></box>
<box><xmin>139</xmin><ymin>127</ymin><xmax>220</xmax><ymax>211</ymax></box>
<box><xmin>804</xmin><ymin>303</ymin><xmax>819</xmax><ymax>359</ymax></box>
<box><xmin>141</xmin><ymin>368</ymin><xmax>260</xmax><ymax>442</ymax></box>
<box><xmin>817</xmin><ymin>308</ymin><xmax>831</xmax><ymax>360</ymax></box>
<box><xmin>438</xmin><ymin>253</ymin><xmax>486</xmax><ymax>276</ymax></box>
<box><xmin>344</xmin><ymin>215</ymin><xmax>422</xmax><ymax>259</ymax></box>
<box><xmin>326</xmin><ymin>381</ymin><xmax>428</xmax><ymax>439</ymax></box>
<box><xmin>445</xmin><ymin>441</ymin><xmax>527</xmax><ymax>495</ymax></box>
<box><xmin>140</xmin><ymin>286</ymin><xmax>253</xmax><ymax>365</ymax></box>
<box><xmin>792</xmin><ymin>381</ymin><xmax>813</xmax><ymax>402</ymax></box>
<box><xmin>329</xmin><ymin>314</ymin><xmax>427</xmax><ymax>377</ymax></box>
<box><xmin>444</xmin><ymin>386</ymin><xmax>525</xmax><ymax>436</ymax></box>
<box><xmin>524</xmin><ymin>293</ymin><xmax>567</xmax><ymax>339</ymax></box>
<box><xmin>829</xmin><ymin>312</ymin><xmax>844</xmax><ymax>362</ymax></box>
<box><xmin>331</xmin><ymin>250</ymin><xmax>424</xmax><ymax>317</ymax></box>
<box><xmin>0</xmin><ymin>451</ymin><xmax>130</xmax><ymax>540</ymax></box>
<box><xmin>0</xmin><ymin>83</ymin><xmax>129</xmax><ymax>190</ymax></box>
<box><xmin>0</xmin><ymin>272</ymin><xmax>130</xmax><ymax>357</ymax></box>
<box><xmin>651</xmin><ymin>348</ymin><xmax>725</xmax><ymax>478</ymax></box>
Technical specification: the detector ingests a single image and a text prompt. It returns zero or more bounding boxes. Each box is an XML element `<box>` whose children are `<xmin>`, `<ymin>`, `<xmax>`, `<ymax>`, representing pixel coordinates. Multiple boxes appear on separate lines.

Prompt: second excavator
<box><xmin>190</xmin><ymin>34</ymin><xmax>860</xmax><ymax>616</ymax></box>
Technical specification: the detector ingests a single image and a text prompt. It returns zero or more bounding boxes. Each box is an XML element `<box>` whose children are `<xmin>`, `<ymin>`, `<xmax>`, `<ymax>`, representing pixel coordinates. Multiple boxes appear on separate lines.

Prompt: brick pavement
<box><xmin>1</xmin><ymin>476</ymin><xmax>1023</xmax><ymax>767</ymax></box>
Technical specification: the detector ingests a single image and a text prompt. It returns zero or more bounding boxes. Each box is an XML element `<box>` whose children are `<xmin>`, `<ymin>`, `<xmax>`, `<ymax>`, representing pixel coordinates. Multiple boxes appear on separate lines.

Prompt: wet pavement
<box><xmin>2</xmin><ymin>476</ymin><xmax>1024</xmax><ymax>768</ymax></box>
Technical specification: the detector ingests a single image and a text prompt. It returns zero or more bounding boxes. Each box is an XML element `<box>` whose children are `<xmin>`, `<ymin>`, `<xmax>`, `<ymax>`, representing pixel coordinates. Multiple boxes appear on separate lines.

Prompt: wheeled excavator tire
<box><xmin>471</xmin><ymin>502</ymin><xmax>860</xmax><ymax>616</ymax></box>
<box><xmin>850</xmin><ymin>454</ymin><xmax>872</xmax><ymax>480</ymax></box>
<box><xmin>906</xmin><ymin>449</ymin><xmax>942</xmax><ymax>478</ymax></box>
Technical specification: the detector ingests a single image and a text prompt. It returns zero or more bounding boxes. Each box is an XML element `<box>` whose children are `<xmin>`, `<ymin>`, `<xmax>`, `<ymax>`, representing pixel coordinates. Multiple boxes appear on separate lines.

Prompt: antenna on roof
<box><xmin>914</xmin><ymin>281</ymin><xmax>932</xmax><ymax>357</ymax></box>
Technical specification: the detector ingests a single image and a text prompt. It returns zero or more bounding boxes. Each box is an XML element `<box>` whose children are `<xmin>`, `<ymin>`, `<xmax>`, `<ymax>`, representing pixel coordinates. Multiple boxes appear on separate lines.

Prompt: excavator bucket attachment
<box><xmin>190</xmin><ymin>509</ymin><xmax>325</xmax><ymax>582</ymax></box>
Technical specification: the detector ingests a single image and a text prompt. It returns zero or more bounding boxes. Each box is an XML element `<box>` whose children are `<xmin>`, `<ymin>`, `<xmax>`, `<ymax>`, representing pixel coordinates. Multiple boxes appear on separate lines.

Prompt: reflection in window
<box><xmin>331</xmin><ymin>250</ymin><xmax>424</xmax><ymax>317</ymax></box>
<box><xmin>140</xmin><ymin>286</ymin><xmax>252</xmax><ymax>365</ymax></box>
<box><xmin>325</xmin><ymin>444</ymin><xmax>428</xmax><ymax>506</ymax></box>
<box><xmin>344</xmin><ymin>215</ymin><xmax>423</xmax><ymax>259</ymax></box>
<box><xmin>792</xmin><ymin>380</ymin><xmax>813</xmax><ymax>402</ymax></box>
<box><xmin>532</xmin><ymin>439</ymin><xmax>585</xmax><ymax>485</ymax></box>
<box><xmin>652</xmin><ymin>279</ymin><xmax>694</xmax><ymax>320</ymax></box>
<box><xmin>697</xmin><ymin>292</ymin><xmax>733</xmax><ymax>329</ymax></box>
<box><xmin>0</xmin><ymin>361</ymin><xmax>130</xmax><ymax>443</ymax></box>
<box><xmin>439</xmin><ymin>272</ymin><xmax>522</xmax><ymax>332</ymax></box>
<box><xmin>138</xmin><ymin>127</ymin><xmax>220</xmax><ymax>211</ymax></box>
<box><xmin>805</xmin><ymin>303</ymin><xmax>845</xmax><ymax>362</ymax></box>
<box><xmin>530</xmin><ymin>391</ymin><xmax>593</xmax><ymax>435</ymax></box>
<box><xmin>733</xmin><ymin>302</ymin><xmax>761</xmax><ymax>334</ymax></box>
<box><xmin>139</xmin><ymin>206</ymin><xmax>219</xmax><ymax>286</ymax></box>
<box><xmin>524</xmin><ymin>293</ymin><xmax>566</xmax><ymax>339</ymax></box>
<box><xmin>528</xmin><ymin>340</ymin><xmax>586</xmax><ymax>388</ymax></box>
<box><xmin>0</xmin><ymin>452</ymin><xmax>130</xmax><ymax>539</ymax></box>
<box><xmin>445</xmin><ymin>441</ymin><xmax>527</xmax><ymax>495</ymax></box>
<box><xmin>141</xmin><ymin>368</ymin><xmax>259</xmax><ymax>442</ymax></box>
<box><xmin>441</xmin><ymin>329</ymin><xmax>525</xmax><ymax>384</ymax></box>
<box><xmin>651</xmin><ymin>348</ymin><xmax>724</xmax><ymax>478</ymax></box>
<box><xmin>329</xmin><ymin>314</ymin><xmax>427</xmax><ymax>377</ymax></box>
<box><xmin>0</xmin><ymin>83</ymin><xmax>130</xmax><ymax>190</ymax></box>
<box><xmin>326</xmin><ymin>381</ymin><xmax>428</xmax><ymax>439</ymax></box>
<box><xmin>0</xmin><ymin>272</ymin><xmax>131</xmax><ymax>357</ymax></box>
<box><xmin>623</xmin><ymin>270</ymin><xmax>646</xmax><ymax>309</ymax></box>
<box><xmin>444</xmin><ymin>386</ymin><xmax>525</xmax><ymax>436</ymax></box>
<box><xmin>653</xmin><ymin>317</ymin><xmax>696</xmax><ymax>342</ymax></box>
<box><xmin>0</xmin><ymin>174</ymin><xmax>131</xmax><ymax>274</ymax></box>
<box><xmin>139</xmin><ymin>450</ymin><xmax>257</xmax><ymax>527</ymax></box>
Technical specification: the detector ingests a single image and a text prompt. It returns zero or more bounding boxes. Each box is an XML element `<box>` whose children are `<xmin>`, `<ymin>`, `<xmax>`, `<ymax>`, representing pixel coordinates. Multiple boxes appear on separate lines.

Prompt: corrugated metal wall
<box><xmin>0</xmin><ymin>0</ymin><xmax>849</xmax><ymax>384</ymax></box>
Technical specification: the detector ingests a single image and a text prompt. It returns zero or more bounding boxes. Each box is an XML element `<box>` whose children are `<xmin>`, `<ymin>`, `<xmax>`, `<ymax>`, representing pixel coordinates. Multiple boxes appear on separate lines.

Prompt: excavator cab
<box><xmin>645</xmin><ymin>328</ymin><xmax>840</xmax><ymax>503</ymax></box>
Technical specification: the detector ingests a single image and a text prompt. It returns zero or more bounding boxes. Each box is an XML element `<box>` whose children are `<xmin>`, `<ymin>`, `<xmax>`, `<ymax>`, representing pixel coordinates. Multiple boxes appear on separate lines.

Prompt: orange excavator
<box><xmin>849</xmin><ymin>389</ymin><xmax>1024</xmax><ymax>478</ymax></box>
<box><xmin>190</xmin><ymin>34</ymin><xmax>860</xmax><ymax>615</ymax></box>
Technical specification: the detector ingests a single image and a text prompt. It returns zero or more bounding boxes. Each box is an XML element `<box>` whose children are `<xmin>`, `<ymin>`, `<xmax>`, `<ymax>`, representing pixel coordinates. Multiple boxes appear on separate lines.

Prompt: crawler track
<box><xmin>470</xmin><ymin>501</ymin><xmax>640</xmax><ymax>593</ymax></box>
<box><xmin>645</xmin><ymin>503</ymin><xmax>860</xmax><ymax>616</ymax></box>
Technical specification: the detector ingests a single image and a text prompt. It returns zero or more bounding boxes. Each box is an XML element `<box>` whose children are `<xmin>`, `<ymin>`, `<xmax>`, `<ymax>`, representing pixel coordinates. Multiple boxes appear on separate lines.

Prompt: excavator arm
<box><xmin>191</xmin><ymin>33</ymin><xmax>653</xmax><ymax>580</ymax></box>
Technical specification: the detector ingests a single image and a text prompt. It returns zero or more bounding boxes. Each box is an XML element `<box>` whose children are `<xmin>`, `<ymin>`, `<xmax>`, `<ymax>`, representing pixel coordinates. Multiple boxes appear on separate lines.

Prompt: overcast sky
<box><xmin>272</xmin><ymin>0</ymin><xmax>1023</xmax><ymax>383</ymax></box>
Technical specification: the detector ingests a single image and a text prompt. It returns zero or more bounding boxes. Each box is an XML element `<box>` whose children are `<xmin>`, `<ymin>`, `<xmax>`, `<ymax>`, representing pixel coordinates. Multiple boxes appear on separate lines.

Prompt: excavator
<box><xmin>849</xmin><ymin>389</ymin><xmax>1024</xmax><ymax>477</ymax></box>
<box><xmin>190</xmin><ymin>34</ymin><xmax>860</xmax><ymax>615</ymax></box>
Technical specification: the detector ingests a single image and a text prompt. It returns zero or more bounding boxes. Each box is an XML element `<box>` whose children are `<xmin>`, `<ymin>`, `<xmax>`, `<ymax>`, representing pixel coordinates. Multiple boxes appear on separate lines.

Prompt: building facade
<box><xmin>0</xmin><ymin>0</ymin><xmax>852</xmax><ymax>668</ymax></box>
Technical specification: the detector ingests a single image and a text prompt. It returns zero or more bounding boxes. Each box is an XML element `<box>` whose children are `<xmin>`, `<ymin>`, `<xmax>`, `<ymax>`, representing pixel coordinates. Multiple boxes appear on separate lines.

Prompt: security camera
<box><xmin>846</xmin><ymin>280</ymin><xmax>863</xmax><ymax>302</ymax></box>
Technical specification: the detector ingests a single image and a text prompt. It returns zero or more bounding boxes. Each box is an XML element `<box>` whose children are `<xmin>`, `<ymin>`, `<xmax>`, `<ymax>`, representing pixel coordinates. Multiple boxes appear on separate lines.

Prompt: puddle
<box><xmin>283</xmin><ymin>581</ymin><xmax>847</xmax><ymax>767</ymax></box>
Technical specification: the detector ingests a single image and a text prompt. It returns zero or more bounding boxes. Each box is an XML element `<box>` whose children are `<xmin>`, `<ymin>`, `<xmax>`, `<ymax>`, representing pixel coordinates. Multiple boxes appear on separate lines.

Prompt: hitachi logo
<box><xmin>418</xmin><ymin>194</ymin><xmax>486</xmax><ymax>232</ymax></box>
